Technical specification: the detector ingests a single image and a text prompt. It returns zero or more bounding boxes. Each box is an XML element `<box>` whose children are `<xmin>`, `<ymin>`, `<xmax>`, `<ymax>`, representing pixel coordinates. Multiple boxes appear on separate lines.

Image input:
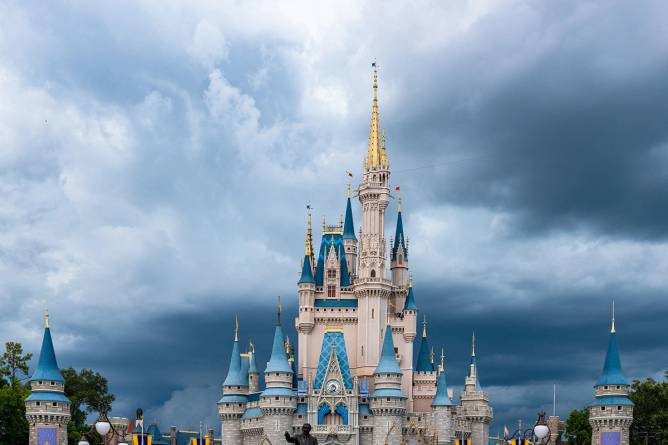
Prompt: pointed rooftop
<box><xmin>595</xmin><ymin>302</ymin><xmax>629</xmax><ymax>386</ymax></box>
<box><xmin>31</xmin><ymin>310</ymin><xmax>64</xmax><ymax>383</ymax></box>
<box><xmin>392</xmin><ymin>199</ymin><xmax>407</xmax><ymax>261</ymax></box>
<box><xmin>223</xmin><ymin>317</ymin><xmax>248</xmax><ymax>387</ymax></box>
<box><xmin>403</xmin><ymin>276</ymin><xmax>417</xmax><ymax>311</ymax></box>
<box><xmin>366</xmin><ymin>65</ymin><xmax>383</xmax><ymax>169</ymax></box>
<box><xmin>375</xmin><ymin>324</ymin><xmax>401</xmax><ymax>375</ymax></box>
<box><xmin>265</xmin><ymin>303</ymin><xmax>293</xmax><ymax>374</ymax></box>
<box><xmin>469</xmin><ymin>332</ymin><xmax>482</xmax><ymax>391</ymax></box>
<box><xmin>415</xmin><ymin>316</ymin><xmax>434</xmax><ymax>372</ymax></box>
<box><xmin>343</xmin><ymin>191</ymin><xmax>356</xmax><ymax>241</ymax></box>
<box><xmin>432</xmin><ymin>349</ymin><xmax>454</xmax><ymax>406</ymax></box>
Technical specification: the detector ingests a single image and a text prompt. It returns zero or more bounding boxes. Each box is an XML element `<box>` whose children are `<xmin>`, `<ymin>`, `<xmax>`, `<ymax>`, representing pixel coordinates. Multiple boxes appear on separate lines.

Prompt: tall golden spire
<box><xmin>611</xmin><ymin>300</ymin><xmax>616</xmax><ymax>334</ymax></box>
<box><xmin>366</xmin><ymin>63</ymin><xmax>382</xmax><ymax>169</ymax></box>
<box><xmin>440</xmin><ymin>348</ymin><xmax>445</xmax><ymax>372</ymax></box>
<box><xmin>422</xmin><ymin>315</ymin><xmax>428</xmax><ymax>338</ymax></box>
<box><xmin>430</xmin><ymin>347</ymin><xmax>435</xmax><ymax>365</ymax></box>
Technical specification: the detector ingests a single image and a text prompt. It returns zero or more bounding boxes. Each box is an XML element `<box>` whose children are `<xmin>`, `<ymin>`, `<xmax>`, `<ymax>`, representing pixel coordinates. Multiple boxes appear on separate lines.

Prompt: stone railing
<box><xmin>314</xmin><ymin>424</ymin><xmax>352</xmax><ymax>434</ymax></box>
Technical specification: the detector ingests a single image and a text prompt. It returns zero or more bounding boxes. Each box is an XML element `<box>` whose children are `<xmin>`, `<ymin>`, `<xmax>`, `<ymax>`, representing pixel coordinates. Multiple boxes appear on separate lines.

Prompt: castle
<box><xmin>216</xmin><ymin>68</ymin><xmax>493</xmax><ymax>445</ymax></box>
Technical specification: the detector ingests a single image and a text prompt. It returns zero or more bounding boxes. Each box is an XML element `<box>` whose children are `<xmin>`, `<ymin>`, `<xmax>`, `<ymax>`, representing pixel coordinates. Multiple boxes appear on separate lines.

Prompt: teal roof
<box><xmin>432</xmin><ymin>370</ymin><xmax>454</xmax><ymax>406</ymax></box>
<box><xmin>223</xmin><ymin>339</ymin><xmax>248</xmax><ymax>387</ymax></box>
<box><xmin>589</xmin><ymin>396</ymin><xmax>634</xmax><ymax>407</ymax></box>
<box><xmin>415</xmin><ymin>334</ymin><xmax>434</xmax><ymax>372</ymax></box>
<box><xmin>314</xmin><ymin>234</ymin><xmax>351</xmax><ymax>286</ymax></box>
<box><xmin>372</xmin><ymin>388</ymin><xmax>405</xmax><ymax>398</ymax></box>
<box><xmin>314</xmin><ymin>299</ymin><xmax>358</xmax><ymax>308</ymax></box>
<box><xmin>375</xmin><ymin>325</ymin><xmax>401</xmax><ymax>375</ymax></box>
<box><xmin>241</xmin><ymin>407</ymin><xmax>263</xmax><ymax>420</ymax></box>
<box><xmin>265</xmin><ymin>325</ymin><xmax>293</xmax><ymax>374</ymax></box>
<box><xmin>261</xmin><ymin>387</ymin><xmax>295</xmax><ymax>397</ymax></box>
<box><xmin>249</xmin><ymin>351</ymin><xmax>259</xmax><ymax>374</ymax></box>
<box><xmin>343</xmin><ymin>197</ymin><xmax>357</xmax><ymax>240</ymax></box>
<box><xmin>25</xmin><ymin>391</ymin><xmax>70</xmax><ymax>403</ymax></box>
<box><xmin>146</xmin><ymin>423</ymin><xmax>170</xmax><ymax>444</ymax></box>
<box><xmin>31</xmin><ymin>327</ymin><xmax>64</xmax><ymax>383</ymax></box>
<box><xmin>403</xmin><ymin>285</ymin><xmax>417</xmax><ymax>311</ymax></box>
<box><xmin>218</xmin><ymin>394</ymin><xmax>248</xmax><ymax>403</ymax></box>
<box><xmin>298</xmin><ymin>254</ymin><xmax>315</xmax><ymax>284</ymax></box>
<box><xmin>359</xmin><ymin>404</ymin><xmax>372</xmax><ymax>416</ymax></box>
<box><xmin>313</xmin><ymin>331</ymin><xmax>353</xmax><ymax>389</ymax></box>
<box><xmin>595</xmin><ymin>332</ymin><xmax>629</xmax><ymax>386</ymax></box>
<box><xmin>391</xmin><ymin>211</ymin><xmax>407</xmax><ymax>261</ymax></box>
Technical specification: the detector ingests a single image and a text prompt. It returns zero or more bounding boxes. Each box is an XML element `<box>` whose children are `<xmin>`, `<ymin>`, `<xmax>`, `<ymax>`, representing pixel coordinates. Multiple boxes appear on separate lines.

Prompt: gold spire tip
<box><xmin>430</xmin><ymin>346</ymin><xmax>434</xmax><ymax>364</ymax></box>
<box><xmin>347</xmin><ymin>183</ymin><xmax>351</xmax><ymax>198</ymax></box>
<box><xmin>409</xmin><ymin>273</ymin><xmax>413</xmax><ymax>288</ymax></box>
<box><xmin>611</xmin><ymin>300</ymin><xmax>616</xmax><ymax>333</ymax></box>
<box><xmin>422</xmin><ymin>315</ymin><xmax>427</xmax><ymax>338</ymax></box>
<box><xmin>440</xmin><ymin>348</ymin><xmax>445</xmax><ymax>370</ymax></box>
<box><xmin>44</xmin><ymin>307</ymin><xmax>49</xmax><ymax>329</ymax></box>
<box><xmin>277</xmin><ymin>296</ymin><xmax>282</xmax><ymax>325</ymax></box>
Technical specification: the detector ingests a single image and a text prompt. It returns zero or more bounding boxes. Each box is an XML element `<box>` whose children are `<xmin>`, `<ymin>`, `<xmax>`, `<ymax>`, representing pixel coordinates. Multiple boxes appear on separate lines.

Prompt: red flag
<box><xmin>346</xmin><ymin>171</ymin><xmax>353</xmax><ymax>177</ymax></box>
<box><xmin>395</xmin><ymin>185</ymin><xmax>400</xmax><ymax>191</ymax></box>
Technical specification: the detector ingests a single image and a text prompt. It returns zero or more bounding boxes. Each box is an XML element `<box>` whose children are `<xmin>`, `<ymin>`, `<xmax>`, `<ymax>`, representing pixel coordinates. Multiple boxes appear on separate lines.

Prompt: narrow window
<box><xmin>370</xmin><ymin>270</ymin><xmax>376</xmax><ymax>278</ymax></box>
<box><xmin>371</xmin><ymin>309</ymin><xmax>375</xmax><ymax>319</ymax></box>
<box><xmin>328</xmin><ymin>285</ymin><xmax>336</xmax><ymax>298</ymax></box>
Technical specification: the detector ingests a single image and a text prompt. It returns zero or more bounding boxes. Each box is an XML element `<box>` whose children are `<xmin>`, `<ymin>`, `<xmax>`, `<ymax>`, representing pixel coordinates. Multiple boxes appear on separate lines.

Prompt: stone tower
<box><xmin>460</xmin><ymin>333</ymin><xmax>492</xmax><ymax>445</ymax></box>
<box><xmin>432</xmin><ymin>349</ymin><xmax>456</xmax><ymax>445</ymax></box>
<box><xmin>25</xmin><ymin>311</ymin><xmax>71</xmax><ymax>445</ymax></box>
<box><xmin>589</xmin><ymin>304</ymin><xmax>633</xmax><ymax>445</ymax></box>
<box><xmin>412</xmin><ymin>317</ymin><xmax>437</xmax><ymax>413</ymax></box>
<box><xmin>218</xmin><ymin>319</ymin><xmax>248</xmax><ymax>445</ymax></box>
<box><xmin>371</xmin><ymin>324</ymin><xmax>406</xmax><ymax>445</ymax></box>
<box><xmin>259</xmin><ymin>310</ymin><xmax>296</xmax><ymax>445</ymax></box>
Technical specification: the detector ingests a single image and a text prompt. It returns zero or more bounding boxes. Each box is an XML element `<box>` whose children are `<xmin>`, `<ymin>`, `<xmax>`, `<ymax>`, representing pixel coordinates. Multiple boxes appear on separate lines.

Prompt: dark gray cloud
<box><xmin>1</xmin><ymin>0</ymin><xmax>667</xmax><ymax>436</ymax></box>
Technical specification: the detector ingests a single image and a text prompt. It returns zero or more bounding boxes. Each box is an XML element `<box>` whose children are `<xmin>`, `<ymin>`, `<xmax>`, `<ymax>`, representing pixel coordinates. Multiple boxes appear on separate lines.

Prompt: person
<box><xmin>285</xmin><ymin>423</ymin><xmax>318</xmax><ymax>445</ymax></box>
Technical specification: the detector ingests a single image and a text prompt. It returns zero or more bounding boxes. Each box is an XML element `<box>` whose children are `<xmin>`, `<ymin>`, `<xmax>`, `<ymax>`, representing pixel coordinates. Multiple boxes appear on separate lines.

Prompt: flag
<box><xmin>133</xmin><ymin>433</ymin><xmax>152</xmax><ymax>445</ymax></box>
<box><xmin>504</xmin><ymin>425</ymin><xmax>510</xmax><ymax>438</ymax></box>
<box><xmin>346</xmin><ymin>171</ymin><xmax>353</xmax><ymax>177</ymax></box>
<box><xmin>191</xmin><ymin>438</ymin><xmax>210</xmax><ymax>445</ymax></box>
<box><xmin>395</xmin><ymin>185</ymin><xmax>400</xmax><ymax>191</ymax></box>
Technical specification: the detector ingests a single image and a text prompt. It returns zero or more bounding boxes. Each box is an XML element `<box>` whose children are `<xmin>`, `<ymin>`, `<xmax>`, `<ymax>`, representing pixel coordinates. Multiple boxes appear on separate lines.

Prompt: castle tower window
<box><xmin>371</xmin><ymin>270</ymin><xmax>376</xmax><ymax>278</ymax></box>
<box><xmin>328</xmin><ymin>285</ymin><xmax>336</xmax><ymax>298</ymax></box>
<box><xmin>328</xmin><ymin>269</ymin><xmax>336</xmax><ymax>279</ymax></box>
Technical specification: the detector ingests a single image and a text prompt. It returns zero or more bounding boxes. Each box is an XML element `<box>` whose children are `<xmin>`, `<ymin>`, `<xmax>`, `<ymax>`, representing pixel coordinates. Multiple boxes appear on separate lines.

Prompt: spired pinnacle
<box><xmin>44</xmin><ymin>306</ymin><xmax>49</xmax><ymax>329</ymax></box>
<box><xmin>440</xmin><ymin>348</ymin><xmax>445</xmax><ymax>372</ymax></box>
<box><xmin>234</xmin><ymin>314</ymin><xmax>239</xmax><ymax>341</ymax></box>
<box><xmin>277</xmin><ymin>296</ymin><xmax>282</xmax><ymax>325</ymax></box>
<box><xmin>611</xmin><ymin>300</ymin><xmax>616</xmax><ymax>334</ymax></box>
<box><xmin>422</xmin><ymin>315</ymin><xmax>428</xmax><ymax>338</ymax></box>
<box><xmin>472</xmin><ymin>331</ymin><xmax>476</xmax><ymax>357</ymax></box>
<box><xmin>366</xmin><ymin>63</ymin><xmax>387</xmax><ymax>169</ymax></box>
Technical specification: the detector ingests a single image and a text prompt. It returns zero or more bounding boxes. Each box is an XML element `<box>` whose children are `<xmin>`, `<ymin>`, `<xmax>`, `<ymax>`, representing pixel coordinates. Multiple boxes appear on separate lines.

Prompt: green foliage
<box><xmin>629</xmin><ymin>371</ymin><xmax>668</xmax><ymax>445</ymax></box>
<box><xmin>62</xmin><ymin>368</ymin><xmax>115</xmax><ymax>445</ymax></box>
<box><xmin>0</xmin><ymin>342</ymin><xmax>33</xmax><ymax>388</ymax></box>
<box><xmin>565</xmin><ymin>408</ymin><xmax>592</xmax><ymax>445</ymax></box>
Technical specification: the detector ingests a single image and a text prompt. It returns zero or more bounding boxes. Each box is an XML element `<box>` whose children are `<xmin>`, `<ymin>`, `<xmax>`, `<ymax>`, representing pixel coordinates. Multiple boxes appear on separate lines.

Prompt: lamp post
<box><xmin>78</xmin><ymin>408</ymin><xmax>136</xmax><ymax>445</ymax></box>
<box><xmin>505</xmin><ymin>411</ymin><xmax>551</xmax><ymax>445</ymax></box>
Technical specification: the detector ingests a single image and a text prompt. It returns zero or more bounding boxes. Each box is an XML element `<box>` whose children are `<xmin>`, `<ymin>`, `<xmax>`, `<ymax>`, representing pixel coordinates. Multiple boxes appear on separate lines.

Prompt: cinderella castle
<box><xmin>216</xmin><ymin>68</ymin><xmax>494</xmax><ymax>445</ymax></box>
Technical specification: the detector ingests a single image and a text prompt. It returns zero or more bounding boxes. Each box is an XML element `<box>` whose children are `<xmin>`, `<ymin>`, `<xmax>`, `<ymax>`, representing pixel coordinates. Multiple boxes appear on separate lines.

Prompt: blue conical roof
<box><xmin>432</xmin><ymin>369</ymin><xmax>454</xmax><ymax>406</ymax></box>
<box><xmin>265</xmin><ymin>325</ymin><xmax>293</xmax><ymax>373</ymax></box>
<box><xmin>298</xmin><ymin>254</ymin><xmax>315</xmax><ymax>284</ymax></box>
<box><xmin>403</xmin><ymin>285</ymin><xmax>417</xmax><ymax>311</ymax></box>
<box><xmin>595</xmin><ymin>332</ymin><xmax>629</xmax><ymax>386</ymax></box>
<box><xmin>31</xmin><ymin>327</ymin><xmax>64</xmax><ymax>382</ymax></box>
<box><xmin>392</xmin><ymin>210</ymin><xmax>407</xmax><ymax>261</ymax></box>
<box><xmin>223</xmin><ymin>339</ymin><xmax>248</xmax><ymax>387</ymax></box>
<box><xmin>375</xmin><ymin>325</ymin><xmax>401</xmax><ymax>375</ymax></box>
<box><xmin>415</xmin><ymin>334</ymin><xmax>434</xmax><ymax>372</ymax></box>
<box><xmin>343</xmin><ymin>197</ymin><xmax>356</xmax><ymax>240</ymax></box>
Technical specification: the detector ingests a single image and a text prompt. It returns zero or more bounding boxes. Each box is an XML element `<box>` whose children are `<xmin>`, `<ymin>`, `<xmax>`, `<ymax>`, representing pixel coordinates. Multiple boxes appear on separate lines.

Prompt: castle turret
<box><xmin>25</xmin><ymin>311</ymin><xmax>71</xmax><ymax>445</ymax></box>
<box><xmin>432</xmin><ymin>349</ymin><xmax>455</xmax><ymax>444</ymax></box>
<box><xmin>589</xmin><ymin>303</ymin><xmax>633</xmax><ymax>445</ymax></box>
<box><xmin>460</xmin><ymin>333</ymin><xmax>492</xmax><ymax>445</ymax></box>
<box><xmin>298</xmin><ymin>211</ymin><xmax>316</xmax><ymax>335</ymax></box>
<box><xmin>371</xmin><ymin>324</ymin><xmax>405</xmax><ymax>445</ymax></box>
<box><xmin>260</xmin><ymin>303</ymin><xmax>296</xmax><ymax>445</ymax></box>
<box><xmin>413</xmin><ymin>317</ymin><xmax>437</xmax><ymax>412</ymax></box>
<box><xmin>218</xmin><ymin>318</ymin><xmax>248</xmax><ymax>445</ymax></box>
<box><xmin>402</xmin><ymin>277</ymin><xmax>418</xmax><ymax>344</ymax></box>
<box><xmin>390</xmin><ymin>197</ymin><xmax>409</xmax><ymax>290</ymax></box>
<box><xmin>343</xmin><ymin>186</ymin><xmax>358</xmax><ymax>278</ymax></box>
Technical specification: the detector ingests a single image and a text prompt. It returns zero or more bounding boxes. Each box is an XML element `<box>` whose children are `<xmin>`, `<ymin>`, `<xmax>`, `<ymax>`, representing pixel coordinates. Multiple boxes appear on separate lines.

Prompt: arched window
<box><xmin>370</xmin><ymin>269</ymin><xmax>376</xmax><ymax>278</ymax></box>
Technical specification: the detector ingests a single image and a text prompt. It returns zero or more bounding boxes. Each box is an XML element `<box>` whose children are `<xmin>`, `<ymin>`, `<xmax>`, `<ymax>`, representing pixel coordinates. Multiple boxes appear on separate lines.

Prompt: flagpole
<box><xmin>553</xmin><ymin>383</ymin><xmax>556</xmax><ymax>416</ymax></box>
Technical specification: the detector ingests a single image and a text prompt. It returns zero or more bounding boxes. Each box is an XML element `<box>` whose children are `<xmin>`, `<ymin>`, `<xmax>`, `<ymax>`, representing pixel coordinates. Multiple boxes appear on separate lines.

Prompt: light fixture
<box><xmin>78</xmin><ymin>437</ymin><xmax>90</xmax><ymax>445</ymax></box>
<box><xmin>95</xmin><ymin>420</ymin><xmax>112</xmax><ymax>436</ymax></box>
<box><xmin>533</xmin><ymin>411</ymin><xmax>551</xmax><ymax>441</ymax></box>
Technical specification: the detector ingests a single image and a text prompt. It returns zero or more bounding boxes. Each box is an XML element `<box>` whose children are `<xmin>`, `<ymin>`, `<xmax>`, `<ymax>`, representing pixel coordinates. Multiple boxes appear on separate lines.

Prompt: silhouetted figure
<box><xmin>285</xmin><ymin>423</ymin><xmax>317</xmax><ymax>445</ymax></box>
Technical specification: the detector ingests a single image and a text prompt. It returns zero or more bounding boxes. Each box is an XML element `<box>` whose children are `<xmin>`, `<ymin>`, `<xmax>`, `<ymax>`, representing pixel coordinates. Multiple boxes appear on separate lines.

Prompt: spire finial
<box><xmin>322</xmin><ymin>215</ymin><xmax>326</xmax><ymax>232</ymax></box>
<box><xmin>430</xmin><ymin>346</ymin><xmax>435</xmax><ymax>365</ymax></box>
<box><xmin>422</xmin><ymin>315</ymin><xmax>427</xmax><ymax>338</ymax></box>
<box><xmin>611</xmin><ymin>300</ymin><xmax>616</xmax><ymax>333</ymax></box>
<box><xmin>277</xmin><ymin>296</ymin><xmax>282</xmax><ymax>325</ymax></box>
<box><xmin>285</xmin><ymin>335</ymin><xmax>291</xmax><ymax>354</ymax></box>
<box><xmin>409</xmin><ymin>273</ymin><xmax>413</xmax><ymax>288</ymax></box>
<box><xmin>44</xmin><ymin>305</ymin><xmax>49</xmax><ymax>329</ymax></box>
<box><xmin>234</xmin><ymin>314</ymin><xmax>239</xmax><ymax>341</ymax></box>
<box><xmin>398</xmin><ymin>196</ymin><xmax>402</xmax><ymax>213</ymax></box>
<box><xmin>366</xmin><ymin>62</ymin><xmax>382</xmax><ymax>168</ymax></box>
<box><xmin>472</xmin><ymin>331</ymin><xmax>476</xmax><ymax>357</ymax></box>
<box><xmin>305</xmin><ymin>206</ymin><xmax>313</xmax><ymax>257</ymax></box>
<box><xmin>347</xmin><ymin>182</ymin><xmax>351</xmax><ymax>198</ymax></box>
<box><xmin>250</xmin><ymin>340</ymin><xmax>255</xmax><ymax>354</ymax></box>
<box><xmin>440</xmin><ymin>348</ymin><xmax>445</xmax><ymax>372</ymax></box>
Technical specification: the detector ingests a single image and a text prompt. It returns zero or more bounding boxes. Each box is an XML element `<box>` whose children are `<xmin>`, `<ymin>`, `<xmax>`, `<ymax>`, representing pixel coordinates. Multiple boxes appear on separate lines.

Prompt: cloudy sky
<box><xmin>1</xmin><ymin>0</ymin><xmax>667</xmax><ymax>435</ymax></box>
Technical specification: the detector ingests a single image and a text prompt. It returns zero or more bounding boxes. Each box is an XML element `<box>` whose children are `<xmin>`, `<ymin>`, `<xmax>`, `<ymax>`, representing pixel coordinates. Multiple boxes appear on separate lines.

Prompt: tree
<box><xmin>629</xmin><ymin>371</ymin><xmax>668</xmax><ymax>445</ymax></box>
<box><xmin>0</xmin><ymin>342</ymin><xmax>33</xmax><ymax>388</ymax></box>
<box><xmin>565</xmin><ymin>408</ymin><xmax>592</xmax><ymax>445</ymax></box>
<box><xmin>62</xmin><ymin>368</ymin><xmax>115</xmax><ymax>445</ymax></box>
<box><xmin>0</xmin><ymin>384</ymin><xmax>30</xmax><ymax>445</ymax></box>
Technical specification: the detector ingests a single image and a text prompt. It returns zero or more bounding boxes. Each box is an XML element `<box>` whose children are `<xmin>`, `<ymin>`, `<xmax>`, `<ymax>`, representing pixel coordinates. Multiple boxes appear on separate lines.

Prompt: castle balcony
<box><xmin>314</xmin><ymin>424</ymin><xmax>352</xmax><ymax>435</ymax></box>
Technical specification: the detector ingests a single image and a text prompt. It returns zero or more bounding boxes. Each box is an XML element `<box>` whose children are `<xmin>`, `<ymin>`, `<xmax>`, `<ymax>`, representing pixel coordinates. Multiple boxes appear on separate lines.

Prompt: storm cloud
<box><xmin>1</xmin><ymin>0</ymin><xmax>667</xmax><ymax>434</ymax></box>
